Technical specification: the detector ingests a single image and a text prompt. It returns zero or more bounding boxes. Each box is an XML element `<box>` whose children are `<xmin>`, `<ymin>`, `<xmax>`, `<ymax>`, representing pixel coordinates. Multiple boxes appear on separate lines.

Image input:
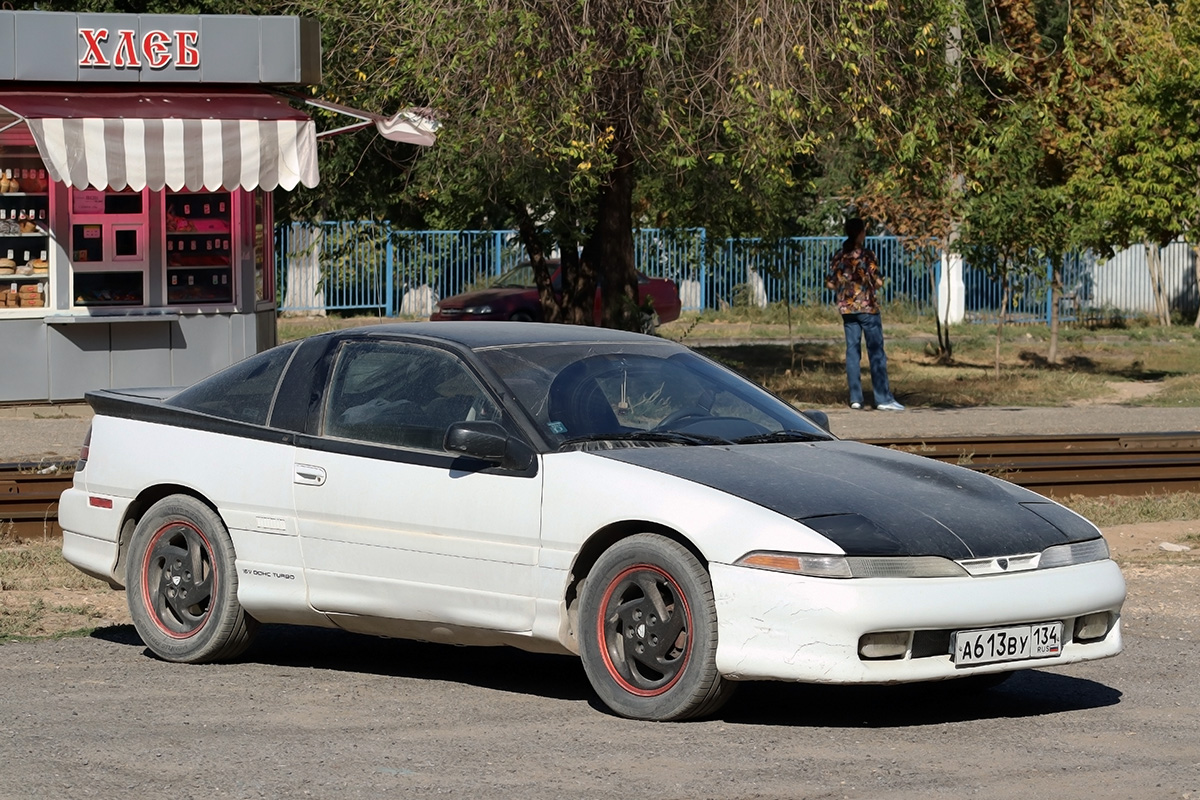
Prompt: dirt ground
<box><xmin>2</xmin><ymin>519</ymin><xmax>1199</xmax><ymax>800</ymax></box>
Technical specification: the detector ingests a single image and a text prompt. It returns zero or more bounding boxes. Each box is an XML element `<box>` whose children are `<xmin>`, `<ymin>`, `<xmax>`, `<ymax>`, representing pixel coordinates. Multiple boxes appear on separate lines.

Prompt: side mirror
<box><xmin>444</xmin><ymin>421</ymin><xmax>534</xmax><ymax>470</ymax></box>
<box><xmin>802</xmin><ymin>410</ymin><xmax>831</xmax><ymax>433</ymax></box>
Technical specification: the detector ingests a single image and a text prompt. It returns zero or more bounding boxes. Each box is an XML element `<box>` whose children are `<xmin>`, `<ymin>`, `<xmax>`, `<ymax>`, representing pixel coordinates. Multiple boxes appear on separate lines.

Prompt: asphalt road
<box><xmin>1</xmin><ymin>565</ymin><xmax>1197</xmax><ymax>800</ymax></box>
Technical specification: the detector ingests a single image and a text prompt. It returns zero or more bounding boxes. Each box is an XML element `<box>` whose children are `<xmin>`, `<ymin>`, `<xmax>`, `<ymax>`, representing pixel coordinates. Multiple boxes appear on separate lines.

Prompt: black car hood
<box><xmin>594</xmin><ymin>440</ymin><xmax>1099</xmax><ymax>559</ymax></box>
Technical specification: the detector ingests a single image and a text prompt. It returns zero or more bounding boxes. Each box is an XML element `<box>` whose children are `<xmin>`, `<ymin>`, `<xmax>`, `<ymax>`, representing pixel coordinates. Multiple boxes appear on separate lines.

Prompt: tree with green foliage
<box><xmin>270</xmin><ymin>0</ymin><xmax>958</xmax><ymax>329</ymax></box>
<box><xmin>959</xmin><ymin>113</ymin><xmax>1069</xmax><ymax>376</ymax></box>
<box><xmin>956</xmin><ymin>0</ymin><xmax>1082</xmax><ymax>370</ymax></box>
<box><xmin>1065</xmin><ymin>0</ymin><xmax>1200</xmax><ymax>328</ymax></box>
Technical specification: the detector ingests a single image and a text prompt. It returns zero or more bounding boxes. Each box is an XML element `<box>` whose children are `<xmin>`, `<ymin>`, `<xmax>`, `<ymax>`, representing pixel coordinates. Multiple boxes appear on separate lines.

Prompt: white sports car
<box><xmin>61</xmin><ymin>323</ymin><xmax>1125</xmax><ymax>721</ymax></box>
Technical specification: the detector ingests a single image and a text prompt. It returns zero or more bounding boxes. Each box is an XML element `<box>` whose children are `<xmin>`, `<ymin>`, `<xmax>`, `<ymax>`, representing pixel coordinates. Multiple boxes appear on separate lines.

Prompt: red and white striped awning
<box><xmin>0</xmin><ymin>88</ymin><xmax>318</xmax><ymax>192</ymax></box>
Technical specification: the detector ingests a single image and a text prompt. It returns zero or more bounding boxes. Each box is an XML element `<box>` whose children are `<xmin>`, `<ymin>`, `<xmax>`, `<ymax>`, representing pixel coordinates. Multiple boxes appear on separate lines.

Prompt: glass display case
<box><xmin>68</xmin><ymin>188</ymin><xmax>148</xmax><ymax>308</ymax></box>
<box><xmin>72</xmin><ymin>270</ymin><xmax>145</xmax><ymax>307</ymax></box>
<box><xmin>166</xmin><ymin>190</ymin><xmax>234</xmax><ymax>304</ymax></box>
<box><xmin>0</xmin><ymin>151</ymin><xmax>51</xmax><ymax>310</ymax></box>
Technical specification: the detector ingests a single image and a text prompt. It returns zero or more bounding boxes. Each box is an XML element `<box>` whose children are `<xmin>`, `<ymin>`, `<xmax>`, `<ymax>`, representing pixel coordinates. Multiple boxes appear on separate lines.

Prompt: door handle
<box><xmin>294</xmin><ymin>463</ymin><xmax>327</xmax><ymax>486</ymax></box>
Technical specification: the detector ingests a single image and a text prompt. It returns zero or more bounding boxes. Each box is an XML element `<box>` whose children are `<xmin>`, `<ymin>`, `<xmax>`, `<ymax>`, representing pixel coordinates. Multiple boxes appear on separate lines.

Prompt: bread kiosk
<box><xmin>0</xmin><ymin>11</ymin><xmax>320</xmax><ymax>403</ymax></box>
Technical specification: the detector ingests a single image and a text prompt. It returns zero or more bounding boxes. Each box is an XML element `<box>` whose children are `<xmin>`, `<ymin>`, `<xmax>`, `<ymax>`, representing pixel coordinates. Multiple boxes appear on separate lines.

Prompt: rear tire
<box><xmin>125</xmin><ymin>495</ymin><xmax>258</xmax><ymax>663</ymax></box>
<box><xmin>579</xmin><ymin>534</ymin><xmax>733</xmax><ymax>720</ymax></box>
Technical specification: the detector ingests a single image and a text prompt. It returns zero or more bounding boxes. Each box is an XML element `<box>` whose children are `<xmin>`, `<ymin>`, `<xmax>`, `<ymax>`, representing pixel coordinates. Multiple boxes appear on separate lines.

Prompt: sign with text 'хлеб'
<box><xmin>0</xmin><ymin>11</ymin><xmax>320</xmax><ymax>86</ymax></box>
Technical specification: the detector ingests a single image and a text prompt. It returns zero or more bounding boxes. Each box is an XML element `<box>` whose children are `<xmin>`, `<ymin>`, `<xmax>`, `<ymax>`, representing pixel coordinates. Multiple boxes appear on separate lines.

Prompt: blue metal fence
<box><xmin>962</xmin><ymin>250</ymin><xmax>1099</xmax><ymax>324</ymax></box>
<box><xmin>277</xmin><ymin>226</ymin><xmax>524</xmax><ymax>316</ymax></box>
<box><xmin>276</xmin><ymin>223</ymin><xmax>1192</xmax><ymax>323</ymax></box>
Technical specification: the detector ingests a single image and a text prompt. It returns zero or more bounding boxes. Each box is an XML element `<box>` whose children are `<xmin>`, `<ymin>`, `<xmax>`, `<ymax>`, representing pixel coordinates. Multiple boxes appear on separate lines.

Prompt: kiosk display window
<box><xmin>69</xmin><ymin>188</ymin><xmax>149</xmax><ymax>308</ymax></box>
<box><xmin>166</xmin><ymin>190</ymin><xmax>234</xmax><ymax>305</ymax></box>
<box><xmin>0</xmin><ymin>145</ymin><xmax>51</xmax><ymax>310</ymax></box>
<box><xmin>252</xmin><ymin>191</ymin><xmax>273</xmax><ymax>303</ymax></box>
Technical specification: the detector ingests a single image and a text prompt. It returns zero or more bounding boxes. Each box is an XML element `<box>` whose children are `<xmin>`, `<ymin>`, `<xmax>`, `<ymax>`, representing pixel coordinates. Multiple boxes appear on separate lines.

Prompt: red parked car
<box><xmin>430</xmin><ymin>262</ymin><xmax>682</xmax><ymax>327</ymax></box>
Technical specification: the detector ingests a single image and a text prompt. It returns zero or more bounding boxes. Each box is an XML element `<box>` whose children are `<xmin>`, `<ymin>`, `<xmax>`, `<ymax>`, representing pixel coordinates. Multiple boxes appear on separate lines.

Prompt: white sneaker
<box><xmin>877</xmin><ymin>400</ymin><xmax>906</xmax><ymax>411</ymax></box>
<box><xmin>850</xmin><ymin>402</ymin><xmax>862</xmax><ymax>410</ymax></box>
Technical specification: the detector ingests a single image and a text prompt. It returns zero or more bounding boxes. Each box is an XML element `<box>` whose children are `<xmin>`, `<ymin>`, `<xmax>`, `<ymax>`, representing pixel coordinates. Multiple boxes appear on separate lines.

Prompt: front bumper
<box><xmin>711</xmin><ymin>559</ymin><xmax>1126</xmax><ymax>683</ymax></box>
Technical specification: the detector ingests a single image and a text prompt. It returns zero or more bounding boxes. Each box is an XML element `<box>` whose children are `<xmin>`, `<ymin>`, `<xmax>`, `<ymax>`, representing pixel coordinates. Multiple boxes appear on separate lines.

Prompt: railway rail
<box><xmin>2</xmin><ymin>431</ymin><xmax>1199</xmax><ymax>541</ymax></box>
<box><xmin>1</xmin><ymin>461</ymin><xmax>74</xmax><ymax>541</ymax></box>
<box><xmin>862</xmin><ymin>431</ymin><xmax>1200</xmax><ymax>498</ymax></box>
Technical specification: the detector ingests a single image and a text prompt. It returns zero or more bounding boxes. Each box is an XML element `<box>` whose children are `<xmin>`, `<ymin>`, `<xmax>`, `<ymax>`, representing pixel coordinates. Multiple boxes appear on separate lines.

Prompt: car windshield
<box><xmin>492</xmin><ymin>265</ymin><xmax>538</xmax><ymax>288</ymax></box>
<box><xmin>487</xmin><ymin>263</ymin><xmax>654</xmax><ymax>292</ymax></box>
<box><xmin>475</xmin><ymin>341</ymin><xmax>831</xmax><ymax>448</ymax></box>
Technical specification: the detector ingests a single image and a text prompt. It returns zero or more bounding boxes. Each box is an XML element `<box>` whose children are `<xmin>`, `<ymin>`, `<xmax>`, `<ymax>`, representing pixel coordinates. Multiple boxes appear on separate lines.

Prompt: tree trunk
<box><xmin>1145</xmin><ymin>240</ymin><xmax>1171</xmax><ymax>327</ymax></box>
<box><xmin>516</xmin><ymin>209</ymin><xmax>567</xmax><ymax>324</ymax></box>
<box><xmin>559</xmin><ymin>243</ymin><xmax>595</xmax><ymax>325</ymax></box>
<box><xmin>1047</xmin><ymin>271</ymin><xmax>1060</xmax><ymax>365</ymax></box>
<box><xmin>788</xmin><ymin>300</ymin><xmax>797</xmax><ymax>372</ymax></box>
<box><xmin>994</xmin><ymin>276</ymin><xmax>1009</xmax><ymax>380</ymax></box>
<box><xmin>1193</xmin><ymin>242</ymin><xmax>1200</xmax><ymax>328</ymax></box>
<box><xmin>932</xmin><ymin>256</ymin><xmax>953</xmax><ymax>362</ymax></box>
<box><xmin>584</xmin><ymin>136</ymin><xmax>639</xmax><ymax>330</ymax></box>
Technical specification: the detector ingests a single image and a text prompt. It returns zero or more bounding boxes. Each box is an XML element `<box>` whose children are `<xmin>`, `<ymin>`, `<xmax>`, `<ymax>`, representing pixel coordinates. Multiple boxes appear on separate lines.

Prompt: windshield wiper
<box><xmin>732</xmin><ymin>429</ymin><xmax>833</xmax><ymax>445</ymax></box>
<box><xmin>559</xmin><ymin>430</ymin><xmax>730</xmax><ymax>449</ymax></box>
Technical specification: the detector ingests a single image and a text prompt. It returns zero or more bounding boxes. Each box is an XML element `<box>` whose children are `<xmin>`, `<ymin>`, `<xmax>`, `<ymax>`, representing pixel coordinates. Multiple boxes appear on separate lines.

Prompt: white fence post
<box><xmin>281</xmin><ymin>223</ymin><xmax>327</xmax><ymax>316</ymax></box>
<box><xmin>938</xmin><ymin>249</ymin><xmax>965</xmax><ymax>325</ymax></box>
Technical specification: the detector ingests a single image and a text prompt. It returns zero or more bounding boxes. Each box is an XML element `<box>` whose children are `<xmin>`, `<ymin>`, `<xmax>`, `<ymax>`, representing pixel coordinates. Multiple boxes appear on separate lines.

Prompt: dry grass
<box><xmin>692</xmin><ymin>339</ymin><xmax>1135</xmax><ymax>409</ymax></box>
<box><xmin>272</xmin><ymin>309</ymin><xmax>1200</xmax><ymax>412</ymax></box>
<box><xmin>667</xmin><ymin>313</ymin><xmax>1200</xmax><ymax>409</ymax></box>
<box><xmin>0</xmin><ymin>540</ymin><xmax>100</xmax><ymax>592</ymax></box>
<box><xmin>275</xmin><ymin>309</ymin><xmax>1200</xmax><ymax>412</ymax></box>
<box><xmin>1147</xmin><ymin>372</ymin><xmax>1200</xmax><ymax>408</ymax></box>
<box><xmin>0</xmin><ymin>539</ymin><xmax>125</xmax><ymax>639</ymax></box>
<box><xmin>1059</xmin><ymin>492</ymin><xmax>1200</xmax><ymax>529</ymax></box>
<box><xmin>277</xmin><ymin>312</ymin><xmax>417</xmax><ymax>344</ymax></box>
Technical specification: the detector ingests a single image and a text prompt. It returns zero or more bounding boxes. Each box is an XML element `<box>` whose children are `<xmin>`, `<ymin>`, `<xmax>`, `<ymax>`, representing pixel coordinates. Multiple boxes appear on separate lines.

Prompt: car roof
<box><xmin>326</xmin><ymin>321</ymin><xmax>670</xmax><ymax>350</ymax></box>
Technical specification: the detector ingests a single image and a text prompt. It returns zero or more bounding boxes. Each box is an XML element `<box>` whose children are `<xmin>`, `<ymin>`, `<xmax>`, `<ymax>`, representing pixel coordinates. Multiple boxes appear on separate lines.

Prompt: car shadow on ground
<box><xmin>92</xmin><ymin>623</ymin><xmax>593</xmax><ymax>704</ymax></box>
<box><xmin>718</xmin><ymin>670</ymin><xmax>1122</xmax><ymax>727</ymax></box>
<box><xmin>92</xmin><ymin>624</ymin><xmax>1120</xmax><ymax>725</ymax></box>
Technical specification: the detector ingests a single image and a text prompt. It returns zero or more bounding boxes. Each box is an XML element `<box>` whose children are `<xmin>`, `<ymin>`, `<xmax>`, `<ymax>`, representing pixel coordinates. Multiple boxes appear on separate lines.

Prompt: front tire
<box><xmin>579</xmin><ymin>534</ymin><xmax>733</xmax><ymax>720</ymax></box>
<box><xmin>125</xmin><ymin>495</ymin><xmax>258</xmax><ymax>663</ymax></box>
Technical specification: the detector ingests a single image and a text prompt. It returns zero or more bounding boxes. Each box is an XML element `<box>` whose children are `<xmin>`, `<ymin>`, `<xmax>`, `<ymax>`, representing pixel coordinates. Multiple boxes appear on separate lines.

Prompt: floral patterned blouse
<box><xmin>825</xmin><ymin>246</ymin><xmax>883</xmax><ymax>315</ymax></box>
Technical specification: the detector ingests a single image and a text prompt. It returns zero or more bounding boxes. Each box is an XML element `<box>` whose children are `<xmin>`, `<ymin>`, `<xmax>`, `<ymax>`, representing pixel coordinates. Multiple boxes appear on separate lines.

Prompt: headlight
<box><xmin>735</xmin><ymin>551</ymin><xmax>969</xmax><ymax>579</ymax></box>
<box><xmin>1038</xmin><ymin>537</ymin><xmax>1110</xmax><ymax>569</ymax></box>
<box><xmin>465</xmin><ymin>304</ymin><xmax>493</xmax><ymax>315</ymax></box>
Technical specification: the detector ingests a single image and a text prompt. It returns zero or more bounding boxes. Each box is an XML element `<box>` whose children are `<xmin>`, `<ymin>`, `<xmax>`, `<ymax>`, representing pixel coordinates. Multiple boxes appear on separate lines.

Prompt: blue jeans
<box><xmin>842</xmin><ymin>312</ymin><xmax>894</xmax><ymax>407</ymax></box>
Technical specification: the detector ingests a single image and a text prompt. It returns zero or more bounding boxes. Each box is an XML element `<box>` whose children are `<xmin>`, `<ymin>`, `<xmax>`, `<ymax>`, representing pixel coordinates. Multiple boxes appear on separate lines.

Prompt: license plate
<box><xmin>952</xmin><ymin>622</ymin><xmax>1063</xmax><ymax>666</ymax></box>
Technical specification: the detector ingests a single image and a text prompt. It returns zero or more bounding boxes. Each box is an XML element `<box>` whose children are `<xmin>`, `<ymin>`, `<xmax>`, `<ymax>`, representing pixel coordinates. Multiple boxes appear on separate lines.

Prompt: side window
<box><xmin>323</xmin><ymin>341</ymin><xmax>500</xmax><ymax>451</ymax></box>
<box><xmin>167</xmin><ymin>341</ymin><xmax>299</xmax><ymax>425</ymax></box>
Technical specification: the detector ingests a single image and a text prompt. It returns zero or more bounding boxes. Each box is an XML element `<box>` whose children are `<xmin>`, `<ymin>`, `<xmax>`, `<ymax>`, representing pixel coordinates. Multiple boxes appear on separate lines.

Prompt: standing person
<box><xmin>825</xmin><ymin>217</ymin><xmax>904</xmax><ymax>411</ymax></box>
